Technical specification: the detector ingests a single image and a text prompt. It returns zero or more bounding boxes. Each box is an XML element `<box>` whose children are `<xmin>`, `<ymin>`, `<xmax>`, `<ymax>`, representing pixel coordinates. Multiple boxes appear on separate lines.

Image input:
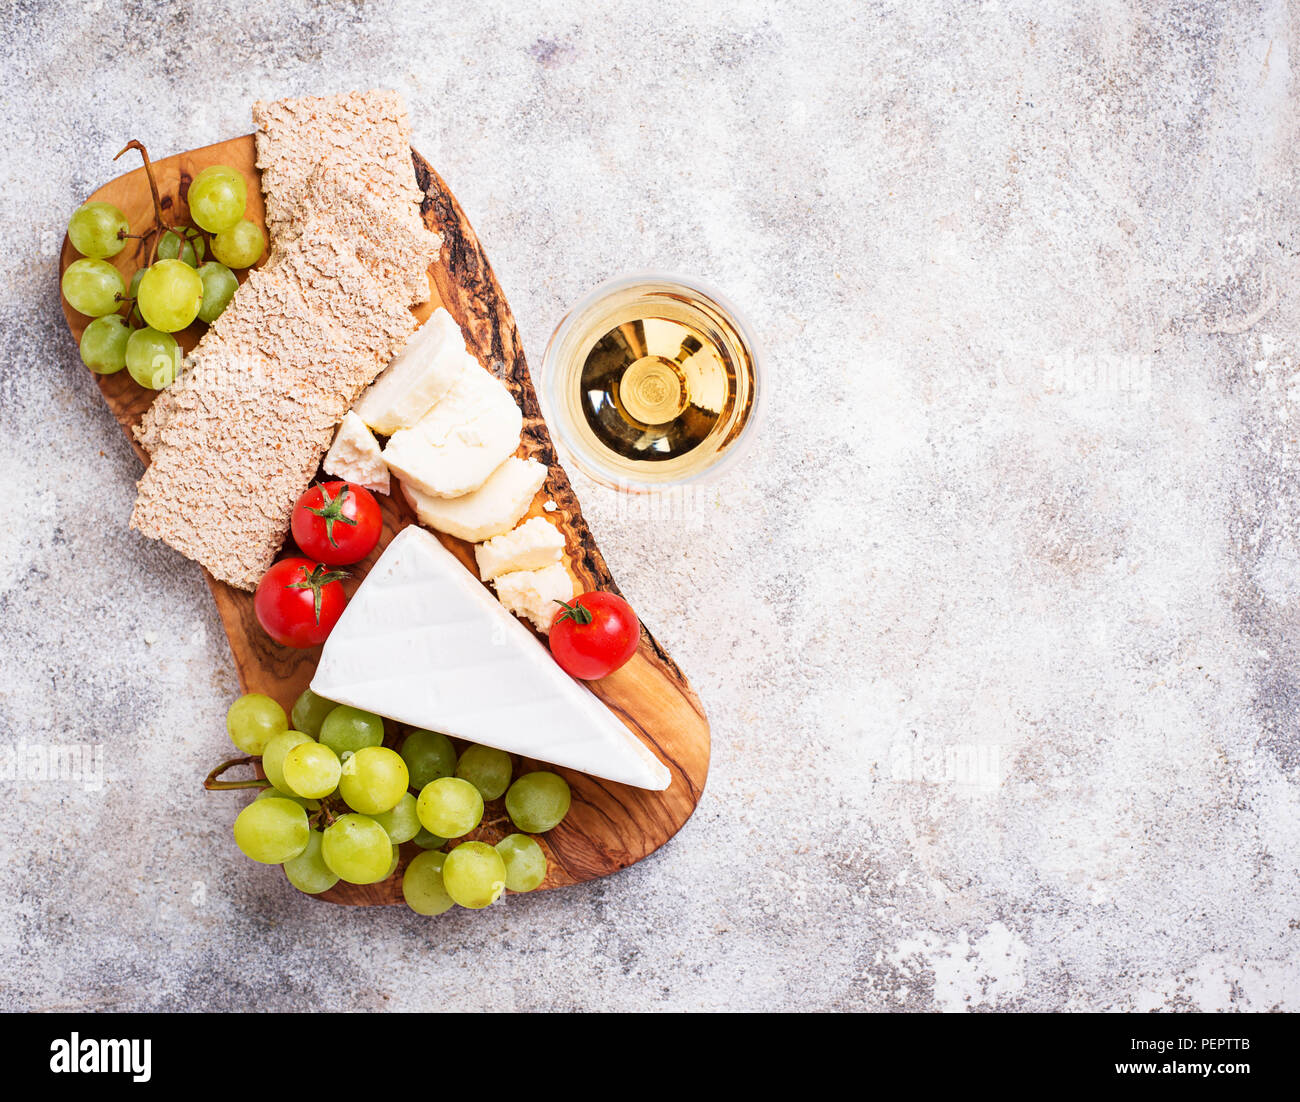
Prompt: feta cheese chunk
<box><xmin>324</xmin><ymin>411</ymin><xmax>390</xmax><ymax>493</ymax></box>
<box><xmin>383</xmin><ymin>364</ymin><xmax>523</xmax><ymax>498</ymax></box>
<box><xmin>475</xmin><ymin>517</ymin><xmax>565</xmax><ymax>581</ymax></box>
<box><xmin>492</xmin><ymin>563</ymin><xmax>575</xmax><ymax>633</ymax></box>
<box><xmin>401</xmin><ymin>457</ymin><xmax>546</xmax><ymax>542</ymax></box>
<box><xmin>310</xmin><ymin>526</ymin><xmax>670</xmax><ymax>790</ymax></box>
<box><xmin>351</xmin><ymin>308</ymin><xmax>467</xmax><ymax>435</ymax></box>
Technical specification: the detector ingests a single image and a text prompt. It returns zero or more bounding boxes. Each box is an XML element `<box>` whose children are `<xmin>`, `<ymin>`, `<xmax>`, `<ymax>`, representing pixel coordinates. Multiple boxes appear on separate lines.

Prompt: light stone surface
<box><xmin>2</xmin><ymin>0</ymin><xmax>1298</xmax><ymax>1011</ymax></box>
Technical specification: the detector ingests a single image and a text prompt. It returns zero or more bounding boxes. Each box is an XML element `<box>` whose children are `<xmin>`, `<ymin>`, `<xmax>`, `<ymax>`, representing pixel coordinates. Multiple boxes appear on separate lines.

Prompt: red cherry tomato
<box><xmin>290</xmin><ymin>481</ymin><xmax>382</xmax><ymax>566</ymax></box>
<box><xmin>254</xmin><ymin>557</ymin><xmax>349</xmax><ymax>649</ymax></box>
<box><xmin>548</xmin><ymin>592</ymin><xmax>640</xmax><ymax>680</ymax></box>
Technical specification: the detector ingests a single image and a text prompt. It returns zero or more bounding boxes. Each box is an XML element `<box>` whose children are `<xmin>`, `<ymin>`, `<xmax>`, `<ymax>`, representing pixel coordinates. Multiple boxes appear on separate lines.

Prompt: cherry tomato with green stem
<box><xmin>290</xmin><ymin>481</ymin><xmax>382</xmax><ymax>566</ymax></box>
<box><xmin>548</xmin><ymin>592</ymin><xmax>640</xmax><ymax>680</ymax></box>
<box><xmin>254</xmin><ymin>557</ymin><xmax>349</xmax><ymax>649</ymax></box>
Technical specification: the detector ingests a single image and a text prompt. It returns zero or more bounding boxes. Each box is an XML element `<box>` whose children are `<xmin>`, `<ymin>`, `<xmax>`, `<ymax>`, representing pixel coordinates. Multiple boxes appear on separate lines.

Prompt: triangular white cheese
<box><xmin>311</xmin><ymin>526</ymin><xmax>671</xmax><ymax>791</ymax></box>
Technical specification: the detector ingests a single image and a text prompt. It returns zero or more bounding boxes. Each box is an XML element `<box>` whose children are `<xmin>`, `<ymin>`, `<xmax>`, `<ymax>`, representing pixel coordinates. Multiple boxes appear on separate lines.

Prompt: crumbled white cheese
<box><xmin>324</xmin><ymin>411</ymin><xmax>390</xmax><ymax>493</ymax></box>
<box><xmin>492</xmin><ymin>562</ymin><xmax>575</xmax><ymax>633</ymax></box>
<box><xmin>475</xmin><ymin>517</ymin><xmax>565</xmax><ymax>581</ymax></box>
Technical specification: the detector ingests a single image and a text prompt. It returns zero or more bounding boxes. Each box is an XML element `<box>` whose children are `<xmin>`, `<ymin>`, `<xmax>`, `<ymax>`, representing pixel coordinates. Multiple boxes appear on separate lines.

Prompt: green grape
<box><xmin>455</xmin><ymin>744</ymin><xmax>513</xmax><ymax>801</ymax></box>
<box><xmin>211</xmin><ymin>219</ymin><xmax>265</xmax><ymax>268</ymax></box>
<box><xmin>156</xmin><ymin>227</ymin><xmax>205</xmax><ymax>267</ymax></box>
<box><xmin>496</xmin><ymin>833</ymin><xmax>547</xmax><ymax>892</ymax></box>
<box><xmin>195</xmin><ymin>261</ymin><xmax>237</xmax><ymax>323</ymax></box>
<box><xmin>125</xmin><ymin>327</ymin><xmax>180</xmax><ymax>389</ymax></box>
<box><xmin>338</xmin><ymin>746</ymin><xmax>408</xmax><ymax>815</ymax></box>
<box><xmin>372</xmin><ymin>792</ymin><xmax>420</xmax><ymax>844</ymax></box>
<box><xmin>505</xmin><ymin>772</ymin><xmax>571</xmax><ymax>834</ymax></box>
<box><xmin>283</xmin><ymin>829</ymin><xmax>338</xmax><ymax>894</ymax></box>
<box><xmin>254</xmin><ymin>785</ymin><xmax>317</xmax><ymax>811</ymax></box>
<box><xmin>261</xmin><ymin>729</ymin><xmax>313</xmax><ymax>792</ymax></box>
<box><xmin>319</xmin><ymin>705</ymin><xmax>384</xmax><ymax>757</ymax></box>
<box><xmin>138</xmin><ymin>259</ymin><xmax>203</xmax><ymax>332</ymax></box>
<box><xmin>321</xmin><ymin>814</ymin><xmax>393</xmax><ymax>884</ymax></box>
<box><xmin>233</xmin><ymin>797</ymin><xmax>309</xmax><ymax>864</ymax></box>
<box><xmin>79</xmin><ymin>315</ymin><xmax>130</xmax><ymax>374</ymax></box>
<box><xmin>226</xmin><ymin>693</ymin><xmax>287</xmax><ymax>755</ymax></box>
<box><xmin>413</xmin><ymin>828</ymin><xmax>447</xmax><ymax>850</ymax></box>
<box><xmin>282</xmin><ymin>741</ymin><xmax>341</xmax><ymax>800</ymax></box>
<box><xmin>399</xmin><ymin>729</ymin><xmax>457</xmax><ymax>789</ymax></box>
<box><xmin>68</xmin><ymin>202</ymin><xmax>129</xmax><ymax>258</ymax></box>
<box><xmin>442</xmin><ymin>841</ymin><xmax>507</xmax><ymax>909</ymax></box>
<box><xmin>188</xmin><ymin>165</ymin><xmax>247</xmax><ymax>233</ymax></box>
<box><xmin>417</xmin><ymin>776</ymin><xmax>483</xmax><ymax>839</ymax></box>
<box><xmin>290</xmin><ymin>688</ymin><xmax>335</xmax><ymax>739</ymax></box>
<box><xmin>62</xmin><ymin>258</ymin><xmax>126</xmax><ymax>316</ymax></box>
<box><xmin>402</xmin><ymin>850</ymin><xmax>454</xmax><ymax>915</ymax></box>
<box><xmin>386</xmin><ymin>848</ymin><xmax>400</xmax><ymax>878</ymax></box>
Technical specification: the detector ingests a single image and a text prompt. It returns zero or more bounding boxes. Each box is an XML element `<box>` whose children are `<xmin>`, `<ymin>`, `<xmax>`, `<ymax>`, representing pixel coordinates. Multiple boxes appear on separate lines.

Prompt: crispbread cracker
<box><xmin>137</xmin><ymin>230</ymin><xmax>417</xmax><ymax>457</ymax></box>
<box><xmin>131</xmin><ymin>90</ymin><xmax>431</xmax><ymax>589</ymax></box>
<box><xmin>261</xmin><ymin>227</ymin><xmax>417</xmax><ymax>374</ymax></box>
<box><xmin>253</xmin><ymin>90</ymin><xmax>423</xmax><ymax>239</ymax></box>
<box><xmin>282</xmin><ymin>160</ymin><xmax>440</xmax><ymax>304</ymax></box>
<box><xmin>131</xmin><ymin>354</ymin><xmax>336</xmax><ymax>591</ymax></box>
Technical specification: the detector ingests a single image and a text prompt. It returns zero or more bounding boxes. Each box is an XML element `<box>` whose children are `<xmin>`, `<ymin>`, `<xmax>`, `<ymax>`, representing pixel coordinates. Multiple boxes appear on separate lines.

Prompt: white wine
<box><xmin>542</xmin><ymin>276</ymin><xmax>760</xmax><ymax>489</ymax></box>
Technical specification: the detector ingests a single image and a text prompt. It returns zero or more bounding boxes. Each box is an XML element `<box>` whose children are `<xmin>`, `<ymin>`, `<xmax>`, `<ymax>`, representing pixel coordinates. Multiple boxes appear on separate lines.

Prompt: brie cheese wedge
<box><xmin>323</xmin><ymin>411</ymin><xmax>390</xmax><ymax>493</ymax></box>
<box><xmin>382</xmin><ymin>364</ymin><xmax>523</xmax><ymax>498</ymax></box>
<box><xmin>351</xmin><ymin>308</ymin><xmax>467</xmax><ymax>435</ymax></box>
<box><xmin>401</xmin><ymin>457</ymin><xmax>546</xmax><ymax>542</ymax></box>
<box><xmin>492</xmin><ymin>562</ymin><xmax>574</xmax><ymax>632</ymax></box>
<box><xmin>475</xmin><ymin>517</ymin><xmax>565</xmax><ymax>581</ymax></box>
<box><xmin>311</xmin><ymin>526</ymin><xmax>670</xmax><ymax>791</ymax></box>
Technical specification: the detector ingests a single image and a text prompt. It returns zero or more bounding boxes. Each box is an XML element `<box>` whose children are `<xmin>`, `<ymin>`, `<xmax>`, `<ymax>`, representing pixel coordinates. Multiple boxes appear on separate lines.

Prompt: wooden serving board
<box><xmin>59</xmin><ymin>136</ymin><xmax>709</xmax><ymax>904</ymax></box>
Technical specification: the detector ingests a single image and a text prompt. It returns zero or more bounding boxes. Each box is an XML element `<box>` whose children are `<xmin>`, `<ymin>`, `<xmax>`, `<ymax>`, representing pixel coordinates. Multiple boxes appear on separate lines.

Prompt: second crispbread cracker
<box><xmin>135</xmin><ymin>228</ymin><xmax>414</xmax><ymax>457</ymax></box>
<box><xmin>261</xmin><ymin>226</ymin><xmax>418</xmax><ymax>387</ymax></box>
<box><xmin>212</xmin><ymin>229</ymin><xmax>415</xmax><ymax>397</ymax></box>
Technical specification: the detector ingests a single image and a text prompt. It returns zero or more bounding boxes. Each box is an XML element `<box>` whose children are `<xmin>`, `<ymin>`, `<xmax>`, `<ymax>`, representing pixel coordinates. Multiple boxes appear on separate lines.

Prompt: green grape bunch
<box><xmin>212</xmin><ymin>691</ymin><xmax>572</xmax><ymax>916</ymax></box>
<box><xmin>65</xmin><ymin>140</ymin><xmax>259</xmax><ymax>390</ymax></box>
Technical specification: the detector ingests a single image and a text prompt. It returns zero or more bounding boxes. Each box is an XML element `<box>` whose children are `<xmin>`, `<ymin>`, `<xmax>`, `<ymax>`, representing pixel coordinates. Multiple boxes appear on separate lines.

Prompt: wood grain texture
<box><xmin>60</xmin><ymin>135</ymin><xmax>710</xmax><ymax>904</ymax></box>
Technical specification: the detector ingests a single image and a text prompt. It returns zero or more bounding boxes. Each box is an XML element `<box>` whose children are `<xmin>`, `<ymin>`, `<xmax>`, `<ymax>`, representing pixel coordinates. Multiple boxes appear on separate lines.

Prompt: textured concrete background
<box><xmin>2</xmin><ymin>0</ymin><xmax>1298</xmax><ymax>1011</ymax></box>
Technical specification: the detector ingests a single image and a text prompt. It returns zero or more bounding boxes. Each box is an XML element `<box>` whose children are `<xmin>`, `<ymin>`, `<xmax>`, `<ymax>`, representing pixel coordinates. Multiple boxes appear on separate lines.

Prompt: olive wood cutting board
<box><xmin>58</xmin><ymin>135</ymin><xmax>710</xmax><ymax>904</ymax></box>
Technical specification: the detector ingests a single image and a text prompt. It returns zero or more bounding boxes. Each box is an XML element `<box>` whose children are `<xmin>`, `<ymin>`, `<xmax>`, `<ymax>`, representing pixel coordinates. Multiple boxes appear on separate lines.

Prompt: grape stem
<box><xmin>310</xmin><ymin>798</ymin><xmax>341</xmax><ymax>829</ymax></box>
<box><xmin>204</xmin><ymin>755</ymin><xmax>270</xmax><ymax>791</ymax></box>
<box><xmin>113</xmin><ymin>139</ymin><xmax>172</xmax><ymax>265</ymax></box>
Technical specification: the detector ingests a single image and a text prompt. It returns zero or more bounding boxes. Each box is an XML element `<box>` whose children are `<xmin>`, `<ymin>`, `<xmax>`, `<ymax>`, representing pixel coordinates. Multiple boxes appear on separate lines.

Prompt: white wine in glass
<box><xmin>541</xmin><ymin>274</ymin><xmax>762</xmax><ymax>492</ymax></box>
